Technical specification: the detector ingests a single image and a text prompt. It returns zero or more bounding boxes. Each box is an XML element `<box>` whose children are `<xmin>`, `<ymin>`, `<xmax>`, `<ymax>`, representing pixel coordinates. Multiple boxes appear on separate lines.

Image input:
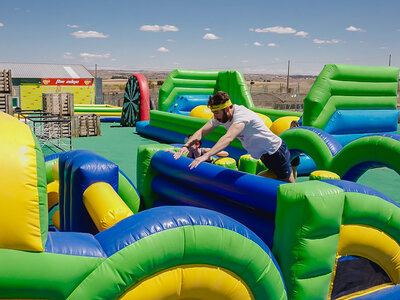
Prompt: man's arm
<box><xmin>173</xmin><ymin>121</ymin><xmax>216</xmax><ymax>160</ymax></box>
<box><xmin>188</xmin><ymin>122</ymin><xmax>245</xmax><ymax>169</ymax></box>
<box><xmin>202</xmin><ymin>148</ymin><xmax>229</xmax><ymax>157</ymax></box>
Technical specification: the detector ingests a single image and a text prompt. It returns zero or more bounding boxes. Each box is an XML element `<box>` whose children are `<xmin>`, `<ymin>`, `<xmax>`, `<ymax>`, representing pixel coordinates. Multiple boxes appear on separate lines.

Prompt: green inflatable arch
<box><xmin>332</xmin><ymin>135</ymin><xmax>400</xmax><ymax>181</ymax></box>
<box><xmin>279</xmin><ymin>128</ymin><xmax>339</xmax><ymax>170</ymax></box>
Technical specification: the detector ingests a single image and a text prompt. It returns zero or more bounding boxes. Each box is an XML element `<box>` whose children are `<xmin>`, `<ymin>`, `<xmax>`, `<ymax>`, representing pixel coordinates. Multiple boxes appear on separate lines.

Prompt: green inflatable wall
<box><xmin>303</xmin><ymin>64</ymin><xmax>399</xmax><ymax>129</ymax></box>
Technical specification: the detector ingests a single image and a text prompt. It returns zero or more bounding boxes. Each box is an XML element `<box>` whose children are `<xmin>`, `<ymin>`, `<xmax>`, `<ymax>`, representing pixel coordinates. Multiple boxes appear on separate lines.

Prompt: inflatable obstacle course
<box><xmin>137</xmin><ymin>64</ymin><xmax>400</xmax><ymax>178</ymax></box>
<box><xmin>0</xmin><ymin>111</ymin><xmax>286</xmax><ymax>299</ymax></box>
<box><xmin>136</xmin><ymin>69</ymin><xmax>300</xmax><ymax>144</ymax></box>
<box><xmin>281</xmin><ymin>127</ymin><xmax>400</xmax><ymax>182</ymax></box>
<box><xmin>74</xmin><ymin>104</ymin><xmax>122</xmax><ymax>116</ymax></box>
<box><xmin>303</xmin><ymin>64</ymin><xmax>399</xmax><ymax>145</ymax></box>
<box><xmin>137</xmin><ymin>143</ymin><xmax>400</xmax><ymax>299</ymax></box>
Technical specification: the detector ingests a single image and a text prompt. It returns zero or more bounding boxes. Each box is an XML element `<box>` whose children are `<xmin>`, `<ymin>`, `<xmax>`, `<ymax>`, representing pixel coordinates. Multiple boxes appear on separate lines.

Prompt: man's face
<box><xmin>189</xmin><ymin>141</ymin><xmax>200</xmax><ymax>152</ymax></box>
<box><xmin>213</xmin><ymin>108</ymin><xmax>230</xmax><ymax>123</ymax></box>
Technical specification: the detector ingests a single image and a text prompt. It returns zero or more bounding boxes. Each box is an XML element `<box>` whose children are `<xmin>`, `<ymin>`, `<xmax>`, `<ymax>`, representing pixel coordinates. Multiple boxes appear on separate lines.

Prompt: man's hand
<box><xmin>188</xmin><ymin>155</ymin><xmax>210</xmax><ymax>169</ymax></box>
<box><xmin>173</xmin><ymin>146</ymin><xmax>188</xmax><ymax>160</ymax></box>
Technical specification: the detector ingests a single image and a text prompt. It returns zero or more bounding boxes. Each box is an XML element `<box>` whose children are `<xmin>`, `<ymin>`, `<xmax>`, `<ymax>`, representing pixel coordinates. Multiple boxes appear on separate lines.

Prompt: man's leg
<box><xmin>260</xmin><ymin>142</ymin><xmax>294</xmax><ymax>183</ymax></box>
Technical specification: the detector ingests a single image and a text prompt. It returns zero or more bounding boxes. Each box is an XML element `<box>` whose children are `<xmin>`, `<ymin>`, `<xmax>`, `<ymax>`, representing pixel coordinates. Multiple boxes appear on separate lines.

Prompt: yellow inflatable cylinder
<box><xmin>214</xmin><ymin>157</ymin><xmax>237</xmax><ymax>170</ymax></box>
<box><xmin>309</xmin><ymin>170</ymin><xmax>340</xmax><ymax>181</ymax></box>
<box><xmin>189</xmin><ymin>105</ymin><xmax>213</xmax><ymax>120</ymax></box>
<box><xmin>83</xmin><ymin>182</ymin><xmax>134</xmax><ymax>231</ymax></box>
<box><xmin>256</xmin><ymin>113</ymin><xmax>273</xmax><ymax>128</ymax></box>
<box><xmin>270</xmin><ymin>116</ymin><xmax>300</xmax><ymax>135</ymax></box>
<box><xmin>52</xmin><ymin>210</ymin><xmax>60</xmax><ymax>231</ymax></box>
<box><xmin>47</xmin><ymin>181</ymin><xmax>59</xmax><ymax>209</ymax></box>
<box><xmin>51</xmin><ymin>162</ymin><xmax>59</xmax><ymax>181</ymax></box>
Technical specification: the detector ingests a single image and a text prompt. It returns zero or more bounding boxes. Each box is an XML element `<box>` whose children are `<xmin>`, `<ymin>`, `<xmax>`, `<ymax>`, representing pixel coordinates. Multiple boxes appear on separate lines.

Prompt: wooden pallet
<box><xmin>0</xmin><ymin>70</ymin><xmax>12</xmax><ymax>93</ymax></box>
<box><xmin>71</xmin><ymin>114</ymin><xmax>101</xmax><ymax>137</ymax></box>
<box><xmin>42</xmin><ymin>93</ymin><xmax>74</xmax><ymax>116</ymax></box>
<box><xmin>0</xmin><ymin>93</ymin><xmax>13</xmax><ymax>114</ymax></box>
<box><xmin>45</xmin><ymin>122</ymin><xmax>71</xmax><ymax>138</ymax></box>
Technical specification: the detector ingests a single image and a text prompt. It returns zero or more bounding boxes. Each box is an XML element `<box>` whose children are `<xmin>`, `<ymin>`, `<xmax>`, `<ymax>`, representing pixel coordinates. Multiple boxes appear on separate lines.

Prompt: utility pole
<box><xmin>286</xmin><ymin>60</ymin><xmax>290</xmax><ymax>93</ymax></box>
<box><xmin>389</xmin><ymin>54</ymin><xmax>392</xmax><ymax>66</ymax></box>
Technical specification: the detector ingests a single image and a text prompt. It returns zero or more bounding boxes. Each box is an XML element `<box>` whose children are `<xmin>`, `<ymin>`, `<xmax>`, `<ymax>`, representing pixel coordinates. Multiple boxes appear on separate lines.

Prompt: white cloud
<box><xmin>140</xmin><ymin>25</ymin><xmax>160</xmax><ymax>32</ymax></box>
<box><xmin>267</xmin><ymin>43</ymin><xmax>279</xmax><ymax>47</ymax></box>
<box><xmin>71</xmin><ymin>31</ymin><xmax>109</xmax><ymax>38</ymax></box>
<box><xmin>157</xmin><ymin>47</ymin><xmax>169</xmax><ymax>53</ymax></box>
<box><xmin>346</xmin><ymin>26</ymin><xmax>365</xmax><ymax>32</ymax></box>
<box><xmin>162</xmin><ymin>25</ymin><xmax>179</xmax><ymax>32</ymax></box>
<box><xmin>379</xmin><ymin>46</ymin><xmax>389</xmax><ymax>50</ymax></box>
<box><xmin>67</xmin><ymin>24</ymin><xmax>79</xmax><ymax>28</ymax></box>
<box><xmin>140</xmin><ymin>25</ymin><xmax>179</xmax><ymax>32</ymax></box>
<box><xmin>295</xmin><ymin>31</ymin><xmax>309</xmax><ymax>38</ymax></box>
<box><xmin>80</xmin><ymin>52</ymin><xmax>111</xmax><ymax>59</ymax></box>
<box><xmin>166</xmin><ymin>39</ymin><xmax>175</xmax><ymax>42</ymax></box>
<box><xmin>0</xmin><ymin>22</ymin><xmax>3</xmax><ymax>27</ymax></box>
<box><xmin>203</xmin><ymin>33</ymin><xmax>220</xmax><ymax>40</ymax></box>
<box><xmin>253</xmin><ymin>42</ymin><xmax>262</xmax><ymax>46</ymax></box>
<box><xmin>254</xmin><ymin>26</ymin><xmax>296</xmax><ymax>34</ymax></box>
<box><xmin>149</xmin><ymin>55</ymin><xmax>156</xmax><ymax>58</ymax></box>
<box><xmin>313</xmin><ymin>38</ymin><xmax>340</xmax><ymax>44</ymax></box>
<box><xmin>241</xmin><ymin>60</ymin><xmax>249</xmax><ymax>63</ymax></box>
<box><xmin>204</xmin><ymin>27</ymin><xmax>211</xmax><ymax>31</ymax></box>
<box><xmin>111</xmin><ymin>58</ymin><xmax>117</xmax><ymax>61</ymax></box>
<box><xmin>249</xmin><ymin>28</ymin><xmax>254</xmax><ymax>32</ymax></box>
<box><xmin>63</xmin><ymin>52</ymin><xmax>74</xmax><ymax>59</ymax></box>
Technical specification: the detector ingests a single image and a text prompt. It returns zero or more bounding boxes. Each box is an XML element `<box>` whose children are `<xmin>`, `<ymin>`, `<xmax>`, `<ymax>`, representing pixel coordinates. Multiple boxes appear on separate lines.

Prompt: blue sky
<box><xmin>0</xmin><ymin>0</ymin><xmax>399</xmax><ymax>74</ymax></box>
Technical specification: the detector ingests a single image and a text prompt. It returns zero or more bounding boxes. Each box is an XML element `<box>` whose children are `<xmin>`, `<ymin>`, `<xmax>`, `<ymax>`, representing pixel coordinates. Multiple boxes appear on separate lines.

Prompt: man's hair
<box><xmin>208</xmin><ymin>91</ymin><xmax>231</xmax><ymax>107</ymax></box>
<box><xmin>187</xmin><ymin>135</ymin><xmax>202</xmax><ymax>146</ymax></box>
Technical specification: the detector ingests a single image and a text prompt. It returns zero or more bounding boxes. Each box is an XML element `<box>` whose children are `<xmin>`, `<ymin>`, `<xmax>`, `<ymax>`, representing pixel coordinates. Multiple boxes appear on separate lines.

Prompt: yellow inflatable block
<box><xmin>189</xmin><ymin>105</ymin><xmax>213</xmax><ymax>120</ymax></box>
<box><xmin>0</xmin><ymin>112</ymin><xmax>44</xmax><ymax>251</ymax></box>
<box><xmin>47</xmin><ymin>181</ymin><xmax>59</xmax><ymax>209</ymax></box>
<box><xmin>270</xmin><ymin>116</ymin><xmax>300</xmax><ymax>135</ymax></box>
<box><xmin>52</xmin><ymin>210</ymin><xmax>60</xmax><ymax>231</ymax></box>
<box><xmin>309</xmin><ymin>170</ymin><xmax>340</xmax><ymax>181</ymax></box>
<box><xmin>120</xmin><ymin>265</ymin><xmax>253</xmax><ymax>300</ymax></box>
<box><xmin>83</xmin><ymin>182</ymin><xmax>133</xmax><ymax>231</ymax></box>
<box><xmin>214</xmin><ymin>157</ymin><xmax>237</xmax><ymax>170</ymax></box>
<box><xmin>51</xmin><ymin>162</ymin><xmax>59</xmax><ymax>181</ymax></box>
<box><xmin>256</xmin><ymin>113</ymin><xmax>273</xmax><ymax>128</ymax></box>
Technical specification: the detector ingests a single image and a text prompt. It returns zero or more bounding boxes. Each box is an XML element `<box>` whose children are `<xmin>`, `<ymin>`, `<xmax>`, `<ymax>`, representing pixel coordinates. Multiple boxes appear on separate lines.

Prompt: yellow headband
<box><xmin>209</xmin><ymin>100</ymin><xmax>232</xmax><ymax>112</ymax></box>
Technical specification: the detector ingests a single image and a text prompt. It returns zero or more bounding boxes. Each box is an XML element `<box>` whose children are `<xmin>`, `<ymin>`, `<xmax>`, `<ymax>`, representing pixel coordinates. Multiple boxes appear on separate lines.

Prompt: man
<box><xmin>174</xmin><ymin>91</ymin><xmax>295</xmax><ymax>183</ymax></box>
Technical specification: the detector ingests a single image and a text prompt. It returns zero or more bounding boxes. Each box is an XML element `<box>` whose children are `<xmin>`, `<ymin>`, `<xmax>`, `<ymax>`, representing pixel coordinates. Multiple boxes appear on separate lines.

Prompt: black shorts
<box><xmin>260</xmin><ymin>141</ymin><xmax>292</xmax><ymax>180</ymax></box>
<box><xmin>291</xmin><ymin>156</ymin><xmax>300</xmax><ymax>167</ymax></box>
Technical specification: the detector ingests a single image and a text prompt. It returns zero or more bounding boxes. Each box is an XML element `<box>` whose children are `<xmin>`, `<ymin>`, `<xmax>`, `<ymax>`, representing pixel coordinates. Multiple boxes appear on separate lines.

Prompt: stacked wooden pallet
<box><xmin>71</xmin><ymin>114</ymin><xmax>101</xmax><ymax>137</ymax></box>
<box><xmin>0</xmin><ymin>94</ymin><xmax>12</xmax><ymax>114</ymax></box>
<box><xmin>42</xmin><ymin>93</ymin><xmax>74</xmax><ymax>116</ymax></box>
<box><xmin>0</xmin><ymin>70</ymin><xmax>13</xmax><ymax>114</ymax></box>
<box><xmin>46</xmin><ymin>121</ymin><xmax>72</xmax><ymax>138</ymax></box>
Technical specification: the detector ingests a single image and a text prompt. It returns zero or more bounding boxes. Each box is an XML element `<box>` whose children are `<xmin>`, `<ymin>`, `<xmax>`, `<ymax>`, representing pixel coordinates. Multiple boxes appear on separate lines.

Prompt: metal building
<box><xmin>0</xmin><ymin>62</ymin><xmax>95</xmax><ymax>110</ymax></box>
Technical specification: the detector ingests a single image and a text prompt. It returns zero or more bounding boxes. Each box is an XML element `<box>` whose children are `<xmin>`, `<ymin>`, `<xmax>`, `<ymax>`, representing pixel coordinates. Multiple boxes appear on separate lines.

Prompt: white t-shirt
<box><xmin>209</xmin><ymin>105</ymin><xmax>282</xmax><ymax>159</ymax></box>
